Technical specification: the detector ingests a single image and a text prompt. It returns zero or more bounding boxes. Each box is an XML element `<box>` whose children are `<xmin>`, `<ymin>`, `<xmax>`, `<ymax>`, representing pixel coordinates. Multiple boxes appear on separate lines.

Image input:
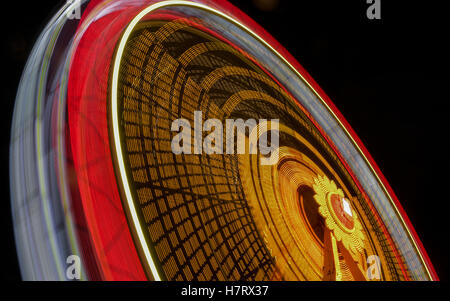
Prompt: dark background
<box><xmin>1</xmin><ymin>0</ymin><xmax>448</xmax><ymax>281</ymax></box>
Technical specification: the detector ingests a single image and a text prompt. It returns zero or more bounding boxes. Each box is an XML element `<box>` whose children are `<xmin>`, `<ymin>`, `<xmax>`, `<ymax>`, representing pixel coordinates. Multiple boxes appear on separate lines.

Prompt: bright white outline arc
<box><xmin>111</xmin><ymin>0</ymin><xmax>433</xmax><ymax>281</ymax></box>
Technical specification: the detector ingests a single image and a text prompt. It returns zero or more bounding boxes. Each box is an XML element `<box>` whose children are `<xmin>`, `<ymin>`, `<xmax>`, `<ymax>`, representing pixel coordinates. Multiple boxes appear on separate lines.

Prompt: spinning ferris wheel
<box><xmin>9</xmin><ymin>0</ymin><xmax>437</xmax><ymax>281</ymax></box>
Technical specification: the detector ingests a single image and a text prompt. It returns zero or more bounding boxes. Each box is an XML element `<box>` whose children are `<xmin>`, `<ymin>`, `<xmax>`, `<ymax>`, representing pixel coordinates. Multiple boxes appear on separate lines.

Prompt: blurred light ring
<box><xmin>10</xmin><ymin>1</ymin><xmax>89</xmax><ymax>280</ymax></box>
<box><xmin>67</xmin><ymin>0</ymin><xmax>149</xmax><ymax>280</ymax></box>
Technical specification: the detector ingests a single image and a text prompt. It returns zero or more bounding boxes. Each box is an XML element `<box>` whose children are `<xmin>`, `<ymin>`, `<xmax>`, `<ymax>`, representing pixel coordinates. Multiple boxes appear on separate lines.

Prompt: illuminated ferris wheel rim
<box><xmin>108</xmin><ymin>0</ymin><xmax>436</xmax><ymax>280</ymax></box>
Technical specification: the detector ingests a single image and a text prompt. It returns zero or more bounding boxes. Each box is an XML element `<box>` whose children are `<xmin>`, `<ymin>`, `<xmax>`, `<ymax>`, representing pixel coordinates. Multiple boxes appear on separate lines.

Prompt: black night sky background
<box><xmin>0</xmin><ymin>0</ymin><xmax>448</xmax><ymax>282</ymax></box>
